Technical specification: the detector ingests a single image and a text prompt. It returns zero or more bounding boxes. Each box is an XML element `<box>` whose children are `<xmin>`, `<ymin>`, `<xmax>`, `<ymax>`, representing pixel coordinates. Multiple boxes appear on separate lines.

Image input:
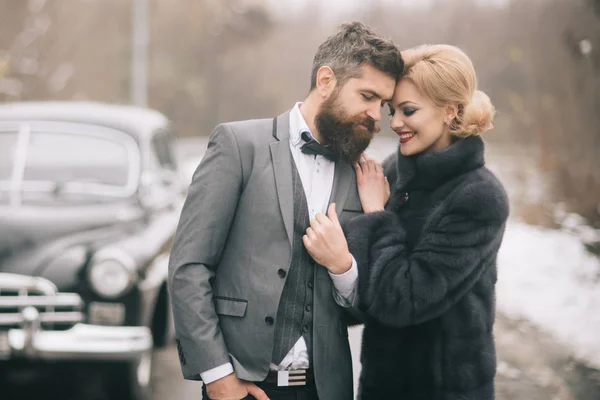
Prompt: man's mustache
<box><xmin>354</xmin><ymin>117</ymin><xmax>379</xmax><ymax>134</ymax></box>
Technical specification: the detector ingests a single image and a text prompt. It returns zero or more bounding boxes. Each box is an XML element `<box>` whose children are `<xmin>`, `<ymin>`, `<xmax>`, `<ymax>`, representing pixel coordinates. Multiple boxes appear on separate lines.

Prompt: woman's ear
<box><xmin>315</xmin><ymin>66</ymin><xmax>337</xmax><ymax>98</ymax></box>
<box><xmin>444</xmin><ymin>103</ymin><xmax>459</xmax><ymax>124</ymax></box>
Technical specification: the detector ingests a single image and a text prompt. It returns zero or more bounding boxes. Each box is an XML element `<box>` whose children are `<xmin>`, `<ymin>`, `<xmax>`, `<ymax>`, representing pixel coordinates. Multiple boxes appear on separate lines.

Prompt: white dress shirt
<box><xmin>201</xmin><ymin>103</ymin><xmax>358</xmax><ymax>383</ymax></box>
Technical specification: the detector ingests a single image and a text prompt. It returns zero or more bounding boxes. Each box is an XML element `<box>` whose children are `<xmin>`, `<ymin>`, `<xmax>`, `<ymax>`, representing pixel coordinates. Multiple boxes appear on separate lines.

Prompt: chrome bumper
<box><xmin>0</xmin><ymin>273</ymin><xmax>152</xmax><ymax>362</ymax></box>
<box><xmin>4</xmin><ymin>322</ymin><xmax>152</xmax><ymax>361</ymax></box>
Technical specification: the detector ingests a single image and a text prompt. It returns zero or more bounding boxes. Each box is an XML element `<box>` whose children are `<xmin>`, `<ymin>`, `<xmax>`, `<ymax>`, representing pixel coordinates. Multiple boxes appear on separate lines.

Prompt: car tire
<box><xmin>109</xmin><ymin>349</ymin><xmax>153</xmax><ymax>400</ymax></box>
<box><xmin>152</xmin><ymin>285</ymin><xmax>175</xmax><ymax>348</ymax></box>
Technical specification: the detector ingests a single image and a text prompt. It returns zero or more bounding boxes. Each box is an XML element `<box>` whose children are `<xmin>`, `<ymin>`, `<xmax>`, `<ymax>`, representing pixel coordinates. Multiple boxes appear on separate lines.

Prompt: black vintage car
<box><xmin>0</xmin><ymin>102</ymin><xmax>185</xmax><ymax>399</ymax></box>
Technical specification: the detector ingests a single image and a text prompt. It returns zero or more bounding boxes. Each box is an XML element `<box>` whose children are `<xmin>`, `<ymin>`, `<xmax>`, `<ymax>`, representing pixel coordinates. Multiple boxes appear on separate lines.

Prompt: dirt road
<box><xmin>149</xmin><ymin>312</ymin><xmax>600</xmax><ymax>400</ymax></box>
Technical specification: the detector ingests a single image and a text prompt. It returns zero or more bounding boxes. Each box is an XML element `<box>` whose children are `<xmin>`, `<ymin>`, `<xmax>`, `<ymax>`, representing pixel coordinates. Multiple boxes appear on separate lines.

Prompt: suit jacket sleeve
<box><xmin>168</xmin><ymin>123</ymin><xmax>243</xmax><ymax>379</ymax></box>
<box><xmin>345</xmin><ymin>180</ymin><xmax>509</xmax><ymax>328</ymax></box>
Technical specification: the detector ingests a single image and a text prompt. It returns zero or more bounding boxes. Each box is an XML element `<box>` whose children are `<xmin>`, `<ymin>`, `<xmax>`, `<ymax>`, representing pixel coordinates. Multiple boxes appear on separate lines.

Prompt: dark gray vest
<box><xmin>271</xmin><ymin>159</ymin><xmax>315</xmax><ymax>366</ymax></box>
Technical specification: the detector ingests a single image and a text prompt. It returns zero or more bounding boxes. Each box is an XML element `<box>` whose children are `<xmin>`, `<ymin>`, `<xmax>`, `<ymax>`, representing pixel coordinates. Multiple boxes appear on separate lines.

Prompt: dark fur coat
<box><xmin>345</xmin><ymin>136</ymin><xmax>509</xmax><ymax>399</ymax></box>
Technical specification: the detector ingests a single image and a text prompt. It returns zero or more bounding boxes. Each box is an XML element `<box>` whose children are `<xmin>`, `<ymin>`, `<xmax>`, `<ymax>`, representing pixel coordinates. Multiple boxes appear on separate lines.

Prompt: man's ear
<box><xmin>315</xmin><ymin>66</ymin><xmax>337</xmax><ymax>98</ymax></box>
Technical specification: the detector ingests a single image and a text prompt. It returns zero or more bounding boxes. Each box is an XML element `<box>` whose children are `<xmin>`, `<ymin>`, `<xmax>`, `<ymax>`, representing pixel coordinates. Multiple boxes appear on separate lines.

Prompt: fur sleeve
<box><xmin>345</xmin><ymin>180</ymin><xmax>509</xmax><ymax>328</ymax></box>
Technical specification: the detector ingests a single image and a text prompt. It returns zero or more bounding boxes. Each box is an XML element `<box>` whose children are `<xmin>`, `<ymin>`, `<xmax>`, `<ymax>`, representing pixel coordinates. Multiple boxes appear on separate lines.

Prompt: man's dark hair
<box><xmin>310</xmin><ymin>21</ymin><xmax>404</xmax><ymax>90</ymax></box>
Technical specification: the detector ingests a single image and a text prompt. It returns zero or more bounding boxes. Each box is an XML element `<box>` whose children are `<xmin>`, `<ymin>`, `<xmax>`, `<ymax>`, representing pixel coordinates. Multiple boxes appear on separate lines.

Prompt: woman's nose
<box><xmin>390</xmin><ymin>114</ymin><xmax>404</xmax><ymax>131</ymax></box>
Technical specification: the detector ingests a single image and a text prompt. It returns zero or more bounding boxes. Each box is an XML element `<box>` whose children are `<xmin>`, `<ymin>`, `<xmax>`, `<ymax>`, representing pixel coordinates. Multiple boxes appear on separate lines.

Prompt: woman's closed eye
<box><xmin>403</xmin><ymin>107</ymin><xmax>417</xmax><ymax>117</ymax></box>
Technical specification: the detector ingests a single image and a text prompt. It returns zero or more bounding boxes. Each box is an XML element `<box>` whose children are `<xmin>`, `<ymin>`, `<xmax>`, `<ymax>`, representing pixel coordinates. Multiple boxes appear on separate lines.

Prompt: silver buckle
<box><xmin>277</xmin><ymin>370</ymin><xmax>307</xmax><ymax>386</ymax></box>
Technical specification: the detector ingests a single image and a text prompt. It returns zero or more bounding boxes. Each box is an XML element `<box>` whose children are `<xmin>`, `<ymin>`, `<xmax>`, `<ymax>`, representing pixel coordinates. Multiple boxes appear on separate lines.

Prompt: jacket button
<box><xmin>265</xmin><ymin>316</ymin><xmax>274</xmax><ymax>325</ymax></box>
<box><xmin>278</xmin><ymin>269</ymin><xmax>286</xmax><ymax>278</ymax></box>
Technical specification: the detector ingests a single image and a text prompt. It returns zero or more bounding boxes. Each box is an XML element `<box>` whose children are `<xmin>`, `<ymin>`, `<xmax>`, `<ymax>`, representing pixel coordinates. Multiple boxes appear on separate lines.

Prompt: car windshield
<box><xmin>0</xmin><ymin>122</ymin><xmax>140</xmax><ymax>205</ymax></box>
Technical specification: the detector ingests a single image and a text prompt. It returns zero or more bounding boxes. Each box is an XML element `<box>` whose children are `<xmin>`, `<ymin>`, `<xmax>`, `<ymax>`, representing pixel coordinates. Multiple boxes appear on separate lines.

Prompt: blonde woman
<box><xmin>303</xmin><ymin>45</ymin><xmax>509</xmax><ymax>399</ymax></box>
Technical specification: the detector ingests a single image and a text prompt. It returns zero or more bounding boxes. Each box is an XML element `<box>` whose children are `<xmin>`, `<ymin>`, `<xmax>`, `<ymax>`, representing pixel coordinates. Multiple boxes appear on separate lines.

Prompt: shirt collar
<box><xmin>289</xmin><ymin>102</ymin><xmax>313</xmax><ymax>147</ymax></box>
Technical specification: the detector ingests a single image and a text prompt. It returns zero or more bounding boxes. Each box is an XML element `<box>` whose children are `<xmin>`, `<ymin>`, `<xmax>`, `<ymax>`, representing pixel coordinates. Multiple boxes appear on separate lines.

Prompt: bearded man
<box><xmin>168</xmin><ymin>21</ymin><xmax>403</xmax><ymax>400</ymax></box>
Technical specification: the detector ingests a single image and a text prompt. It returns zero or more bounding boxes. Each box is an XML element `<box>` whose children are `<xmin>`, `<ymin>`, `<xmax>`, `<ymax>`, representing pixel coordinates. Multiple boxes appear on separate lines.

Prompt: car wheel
<box><xmin>152</xmin><ymin>285</ymin><xmax>174</xmax><ymax>348</ymax></box>
<box><xmin>110</xmin><ymin>349</ymin><xmax>153</xmax><ymax>400</ymax></box>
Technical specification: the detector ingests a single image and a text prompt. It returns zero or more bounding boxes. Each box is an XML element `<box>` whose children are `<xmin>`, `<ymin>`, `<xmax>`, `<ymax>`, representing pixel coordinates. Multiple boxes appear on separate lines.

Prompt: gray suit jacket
<box><xmin>168</xmin><ymin>110</ymin><xmax>362</xmax><ymax>400</ymax></box>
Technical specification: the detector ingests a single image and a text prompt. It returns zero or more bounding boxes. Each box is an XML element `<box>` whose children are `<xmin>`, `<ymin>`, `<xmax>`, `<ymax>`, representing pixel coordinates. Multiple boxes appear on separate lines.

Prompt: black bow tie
<box><xmin>300</xmin><ymin>131</ymin><xmax>338</xmax><ymax>162</ymax></box>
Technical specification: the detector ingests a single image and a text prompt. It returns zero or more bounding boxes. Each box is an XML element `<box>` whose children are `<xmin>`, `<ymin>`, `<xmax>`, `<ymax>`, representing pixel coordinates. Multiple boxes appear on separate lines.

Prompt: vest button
<box><xmin>278</xmin><ymin>269</ymin><xmax>286</xmax><ymax>278</ymax></box>
<box><xmin>301</xmin><ymin>325</ymin><xmax>309</xmax><ymax>334</ymax></box>
<box><xmin>305</xmin><ymin>304</ymin><xmax>312</xmax><ymax>312</ymax></box>
<box><xmin>307</xmin><ymin>281</ymin><xmax>313</xmax><ymax>289</ymax></box>
<box><xmin>265</xmin><ymin>316</ymin><xmax>274</xmax><ymax>325</ymax></box>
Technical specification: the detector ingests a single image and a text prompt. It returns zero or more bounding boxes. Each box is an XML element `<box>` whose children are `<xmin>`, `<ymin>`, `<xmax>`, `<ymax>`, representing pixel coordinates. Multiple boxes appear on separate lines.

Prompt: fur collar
<box><xmin>394</xmin><ymin>135</ymin><xmax>485</xmax><ymax>192</ymax></box>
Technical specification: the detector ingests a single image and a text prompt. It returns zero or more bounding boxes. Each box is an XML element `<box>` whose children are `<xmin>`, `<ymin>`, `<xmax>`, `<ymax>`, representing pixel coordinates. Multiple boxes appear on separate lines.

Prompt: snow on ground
<box><xmin>483</xmin><ymin>142</ymin><xmax>600</xmax><ymax>370</ymax></box>
<box><xmin>497</xmin><ymin>221</ymin><xmax>600</xmax><ymax>369</ymax></box>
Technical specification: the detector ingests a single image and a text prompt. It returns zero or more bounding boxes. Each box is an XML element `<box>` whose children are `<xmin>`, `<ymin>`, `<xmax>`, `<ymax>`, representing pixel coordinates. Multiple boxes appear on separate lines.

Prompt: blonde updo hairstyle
<box><xmin>400</xmin><ymin>44</ymin><xmax>494</xmax><ymax>137</ymax></box>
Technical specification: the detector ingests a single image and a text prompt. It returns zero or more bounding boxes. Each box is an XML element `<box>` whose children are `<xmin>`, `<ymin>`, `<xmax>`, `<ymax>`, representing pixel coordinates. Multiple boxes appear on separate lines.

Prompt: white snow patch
<box><xmin>497</xmin><ymin>221</ymin><xmax>600</xmax><ymax>369</ymax></box>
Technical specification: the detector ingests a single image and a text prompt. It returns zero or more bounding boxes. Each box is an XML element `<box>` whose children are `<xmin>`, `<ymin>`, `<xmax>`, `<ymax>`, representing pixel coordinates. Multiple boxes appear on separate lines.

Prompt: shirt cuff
<box><xmin>200</xmin><ymin>362</ymin><xmax>235</xmax><ymax>384</ymax></box>
<box><xmin>329</xmin><ymin>256</ymin><xmax>358</xmax><ymax>307</ymax></box>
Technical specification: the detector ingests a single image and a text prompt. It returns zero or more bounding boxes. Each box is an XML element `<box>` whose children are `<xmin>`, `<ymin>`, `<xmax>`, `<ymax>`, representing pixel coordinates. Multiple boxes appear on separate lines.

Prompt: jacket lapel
<box><xmin>269</xmin><ymin>111</ymin><xmax>294</xmax><ymax>246</ymax></box>
<box><xmin>328</xmin><ymin>160</ymin><xmax>353</xmax><ymax>218</ymax></box>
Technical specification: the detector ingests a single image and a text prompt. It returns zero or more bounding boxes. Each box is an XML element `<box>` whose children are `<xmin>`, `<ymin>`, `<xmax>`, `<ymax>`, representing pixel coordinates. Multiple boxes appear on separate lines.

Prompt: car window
<box><xmin>0</xmin><ymin>130</ymin><xmax>129</xmax><ymax>186</ymax></box>
<box><xmin>0</xmin><ymin>122</ymin><xmax>141</xmax><ymax>203</ymax></box>
<box><xmin>151</xmin><ymin>130</ymin><xmax>177</xmax><ymax>171</ymax></box>
<box><xmin>24</xmin><ymin>131</ymin><xmax>130</xmax><ymax>185</ymax></box>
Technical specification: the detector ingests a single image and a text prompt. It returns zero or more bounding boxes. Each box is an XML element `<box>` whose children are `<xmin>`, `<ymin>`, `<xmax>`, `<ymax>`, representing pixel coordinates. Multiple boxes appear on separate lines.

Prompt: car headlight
<box><xmin>87</xmin><ymin>249</ymin><xmax>136</xmax><ymax>298</ymax></box>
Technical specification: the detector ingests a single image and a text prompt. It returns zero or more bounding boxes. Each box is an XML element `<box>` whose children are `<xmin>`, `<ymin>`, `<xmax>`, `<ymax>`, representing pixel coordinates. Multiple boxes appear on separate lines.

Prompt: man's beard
<box><xmin>314</xmin><ymin>93</ymin><xmax>379</xmax><ymax>164</ymax></box>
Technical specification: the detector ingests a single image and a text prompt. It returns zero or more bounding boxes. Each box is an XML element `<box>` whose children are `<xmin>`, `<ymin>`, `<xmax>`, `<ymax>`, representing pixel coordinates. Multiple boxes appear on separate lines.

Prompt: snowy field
<box><xmin>484</xmin><ymin>144</ymin><xmax>600</xmax><ymax>370</ymax></box>
<box><xmin>177</xmin><ymin>134</ymin><xmax>600</xmax><ymax>370</ymax></box>
<box><xmin>497</xmin><ymin>221</ymin><xmax>600</xmax><ymax>369</ymax></box>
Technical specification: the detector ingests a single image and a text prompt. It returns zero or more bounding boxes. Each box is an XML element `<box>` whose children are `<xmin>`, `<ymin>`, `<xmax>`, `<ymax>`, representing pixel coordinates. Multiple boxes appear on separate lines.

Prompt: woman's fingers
<box><xmin>365</xmin><ymin>155</ymin><xmax>382</xmax><ymax>175</ymax></box>
<box><xmin>359</xmin><ymin>153</ymin><xmax>369</xmax><ymax>173</ymax></box>
<box><xmin>357</xmin><ymin>153</ymin><xmax>386</xmax><ymax>185</ymax></box>
<box><xmin>359</xmin><ymin>153</ymin><xmax>384</xmax><ymax>176</ymax></box>
<box><xmin>354</xmin><ymin>154</ymin><xmax>388</xmax><ymax>213</ymax></box>
<box><xmin>375</xmin><ymin>159</ymin><xmax>383</xmax><ymax>174</ymax></box>
<box><xmin>354</xmin><ymin>162</ymin><xmax>362</xmax><ymax>177</ymax></box>
<box><xmin>365</xmin><ymin>155</ymin><xmax>374</xmax><ymax>173</ymax></box>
